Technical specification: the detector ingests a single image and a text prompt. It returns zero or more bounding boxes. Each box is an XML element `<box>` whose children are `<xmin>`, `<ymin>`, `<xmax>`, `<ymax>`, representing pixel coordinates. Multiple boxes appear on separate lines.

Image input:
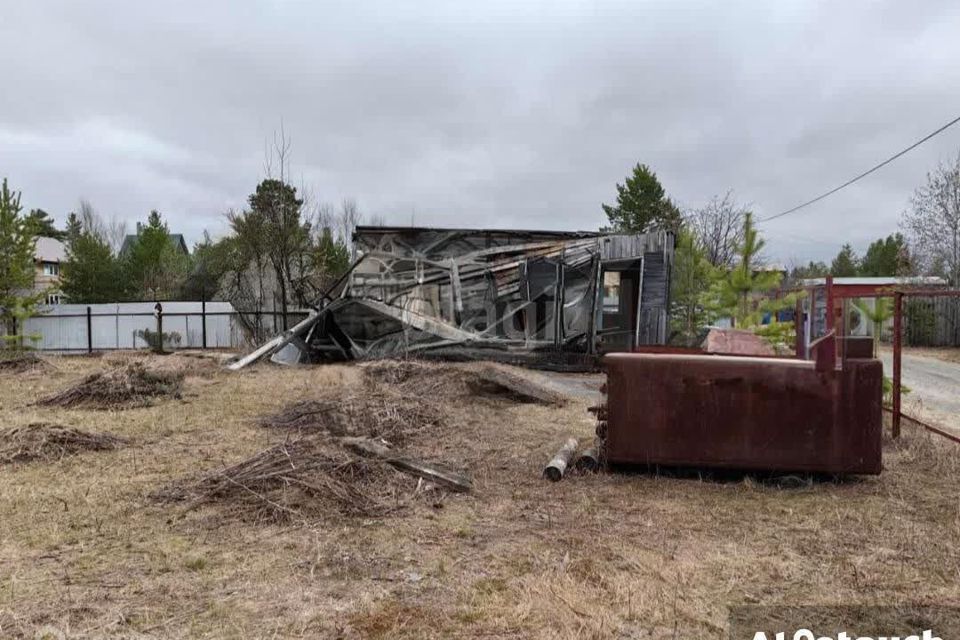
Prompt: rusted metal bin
<box><xmin>603</xmin><ymin>352</ymin><xmax>882</xmax><ymax>474</ymax></box>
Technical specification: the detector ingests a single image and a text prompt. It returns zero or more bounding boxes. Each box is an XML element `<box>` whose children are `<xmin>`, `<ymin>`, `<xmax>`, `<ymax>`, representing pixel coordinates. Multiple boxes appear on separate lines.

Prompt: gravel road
<box><xmin>879</xmin><ymin>349</ymin><xmax>960</xmax><ymax>432</ymax></box>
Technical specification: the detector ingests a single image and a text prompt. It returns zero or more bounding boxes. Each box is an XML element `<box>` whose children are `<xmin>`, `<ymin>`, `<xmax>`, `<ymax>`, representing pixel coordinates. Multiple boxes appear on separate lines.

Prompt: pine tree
<box><xmin>25</xmin><ymin>209</ymin><xmax>65</xmax><ymax>240</ymax></box>
<box><xmin>602</xmin><ymin>163</ymin><xmax>682</xmax><ymax>233</ymax></box>
<box><xmin>830</xmin><ymin>243</ymin><xmax>859</xmax><ymax>277</ymax></box>
<box><xmin>859</xmin><ymin>234</ymin><xmax>909</xmax><ymax>276</ymax></box>
<box><xmin>702</xmin><ymin>213</ymin><xmax>783</xmax><ymax>326</ymax></box>
<box><xmin>61</xmin><ymin>212</ymin><xmax>125</xmax><ymax>303</ymax></box>
<box><xmin>124</xmin><ymin>210</ymin><xmax>189</xmax><ymax>300</ymax></box>
<box><xmin>700</xmin><ymin>213</ymin><xmax>800</xmax><ymax>352</ymax></box>
<box><xmin>669</xmin><ymin>228</ymin><xmax>715</xmax><ymax>345</ymax></box>
<box><xmin>0</xmin><ymin>179</ymin><xmax>42</xmax><ymax>347</ymax></box>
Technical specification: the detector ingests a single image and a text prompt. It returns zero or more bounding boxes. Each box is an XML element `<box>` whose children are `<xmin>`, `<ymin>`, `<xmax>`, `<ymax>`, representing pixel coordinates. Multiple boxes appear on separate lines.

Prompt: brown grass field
<box><xmin>1</xmin><ymin>353</ymin><xmax>959</xmax><ymax>639</ymax></box>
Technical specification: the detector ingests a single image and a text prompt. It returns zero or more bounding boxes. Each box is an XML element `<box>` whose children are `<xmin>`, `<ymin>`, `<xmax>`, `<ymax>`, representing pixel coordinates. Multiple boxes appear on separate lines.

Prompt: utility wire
<box><xmin>759</xmin><ymin>113</ymin><xmax>960</xmax><ymax>223</ymax></box>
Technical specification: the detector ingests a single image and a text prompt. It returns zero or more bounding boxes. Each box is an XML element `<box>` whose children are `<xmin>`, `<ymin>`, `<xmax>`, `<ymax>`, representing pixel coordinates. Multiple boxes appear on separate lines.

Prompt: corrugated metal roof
<box><xmin>800</xmin><ymin>276</ymin><xmax>949</xmax><ymax>287</ymax></box>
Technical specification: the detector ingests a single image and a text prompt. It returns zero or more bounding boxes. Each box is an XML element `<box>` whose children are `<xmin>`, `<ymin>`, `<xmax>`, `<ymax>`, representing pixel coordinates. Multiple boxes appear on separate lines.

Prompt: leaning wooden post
<box><xmin>543</xmin><ymin>437</ymin><xmax>578</xmax><ymax>482</ymax></box>
<box><xmin>892</xmin><ymin>291</ymin><xmax>903</xmax><ymax>439</ymax></box>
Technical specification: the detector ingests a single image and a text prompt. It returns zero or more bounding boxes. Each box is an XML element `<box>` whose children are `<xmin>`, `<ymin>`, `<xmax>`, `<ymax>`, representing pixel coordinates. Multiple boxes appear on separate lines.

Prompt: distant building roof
<box><xmin>34</xmin><ymin>236</ymin><xmax>66</xmax><ymax>263</ymax></box>
<box><xmin>755</xmin><ymin>263</ymin><xmax>787</xmax><ymax>273</ymax></box>
<box><xmin>800</xmin><ymin>276</ymin><xmax>949</xmax><ymax>287</ymax></box>
<box><xmin>120</xmin><ymin>233</ymin><xmax>189</xmax><ymax>256</ymax></box>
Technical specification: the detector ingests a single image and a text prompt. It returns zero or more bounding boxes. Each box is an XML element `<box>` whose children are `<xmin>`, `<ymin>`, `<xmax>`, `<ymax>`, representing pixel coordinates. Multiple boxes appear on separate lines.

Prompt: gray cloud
<box><xmin>3</xmin><ymin>0</ymin><xmax>960</xmax><ymax>263</ymax></box>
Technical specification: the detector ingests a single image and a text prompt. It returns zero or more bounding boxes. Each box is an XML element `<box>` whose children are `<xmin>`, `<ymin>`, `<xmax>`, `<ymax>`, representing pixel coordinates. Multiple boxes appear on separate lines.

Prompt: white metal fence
<box><xmin>20</xmin><ymin>302</ymin><xmax>243</xmax><ymax>352</ymax></box>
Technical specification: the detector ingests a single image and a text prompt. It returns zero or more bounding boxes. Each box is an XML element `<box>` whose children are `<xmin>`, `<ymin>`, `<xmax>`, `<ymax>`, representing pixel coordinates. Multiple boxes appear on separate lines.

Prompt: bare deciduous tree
<box><xmin>685</xmin><ymin>191</ymin><xmax>748</xmax><ymax>269</ymax></box>
<box><xmin>902</xmin><ymin>152</ymin><xmax>960</xmax><ymax>285</ymax></box>
<box><xmin>77</xmin><ymin>200</ymin><xmax>128</xmax><ymax>253</ymax></box>
<box><xmin>225</xmin><ymin>207</ymin><xmax>271</xmax><ymax>341</ymax></box>
<box><xmin>338</xmin><ymin>198</ymin><xmax>363</xmax><ymax>258</ymax></box>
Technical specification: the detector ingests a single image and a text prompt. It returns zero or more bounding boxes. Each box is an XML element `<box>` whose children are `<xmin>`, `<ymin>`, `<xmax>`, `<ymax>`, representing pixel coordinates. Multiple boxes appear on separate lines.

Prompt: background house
<box><xmin>119</xmin><ymin>228</ymin><xmax>189</xmax><ymax>256</ymax></box>
<box><xmin>34</xmin><ymin>236</ymin><xmax>66</xmax><ymax>305</ymax></box>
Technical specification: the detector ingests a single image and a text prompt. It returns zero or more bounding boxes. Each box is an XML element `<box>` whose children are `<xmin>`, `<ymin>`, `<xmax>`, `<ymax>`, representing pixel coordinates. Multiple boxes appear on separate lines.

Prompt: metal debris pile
<box><xmin>230</xmin><ymin>226</ymin><xmax>674</xmax><ymax>370</ymax></box>
<box><xmin>0</xmin><ymin>423</ymin><xmax>128</xmax><ymax>464</ymax></box>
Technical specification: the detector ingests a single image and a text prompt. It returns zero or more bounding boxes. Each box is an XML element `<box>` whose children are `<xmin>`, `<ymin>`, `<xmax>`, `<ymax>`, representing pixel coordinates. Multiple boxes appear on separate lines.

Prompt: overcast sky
<box><xmin>3</xmin><ymin>0</ymin><xmax>960</xmax><ymax>264</ymax></box>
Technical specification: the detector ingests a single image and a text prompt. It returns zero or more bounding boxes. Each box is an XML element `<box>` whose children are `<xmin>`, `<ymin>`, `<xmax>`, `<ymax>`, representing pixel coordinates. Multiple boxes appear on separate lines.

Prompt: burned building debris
<box><xmin>229</xmin><ymin>226</ymin><xmax>674</xmax><ymax>370</ymax></box>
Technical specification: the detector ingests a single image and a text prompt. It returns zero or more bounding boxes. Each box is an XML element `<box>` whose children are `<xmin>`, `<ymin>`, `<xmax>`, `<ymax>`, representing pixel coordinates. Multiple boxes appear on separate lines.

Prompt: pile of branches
<box><xmin>361</xmin><ymin>359</ymin><xmax>467</xmax><ymax>398</ymax></box>
<box><xmin>258</xmin><ymin>382</ymin><xmax>445</xmax><ymax>444</ymax></box>
<box><xmin>0</xmin><ymin>423</ymin><xmax>127</xmax><ymax>464</ymax></box>
<box><xmin>37</xmin><ymin>362</ymin><xmax>184</xmax><ymax>409</ymax></box>
<box><xmin>0</xmin><ymin>351</ymin><xmax>51</xmax><ymax>374</ymax></box>
<box><xmin>155</xmin><ymin>438</ymin><xmax>406</xmax><ymax>523</ymax></box>
<box><xmin>363</xmin><ymin>359</ymin><xmax>565</xmax><ymax>407</ymax></box>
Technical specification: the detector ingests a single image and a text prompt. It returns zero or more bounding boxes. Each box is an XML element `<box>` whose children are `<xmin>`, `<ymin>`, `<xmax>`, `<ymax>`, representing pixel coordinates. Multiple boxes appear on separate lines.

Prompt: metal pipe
<box><xmin>882</xmin><ymin>406</ymin><xmax>960</xmax><ymax>445</ymax></box>
<box><xmin>86</xmin><ymin>306</ymin><xmax>92</xmax><ymax>354</ymax></box>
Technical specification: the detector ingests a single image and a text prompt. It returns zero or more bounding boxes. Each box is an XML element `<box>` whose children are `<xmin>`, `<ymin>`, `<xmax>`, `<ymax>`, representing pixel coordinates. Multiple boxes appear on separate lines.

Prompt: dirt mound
<box><xmin>363</xmin><ymin>359</ymin><xmax>566</xmax><ymax>406</ymax></box>
<box><xmin>0</xmin><ymin>351</ymin><xmax>52</xmax><ymax>374</ymax></box>
<box><xmin>37</xmin><ymin>362</ymin><xmax>184</xmax><ymax>409</ymax></box>
<box><xmin>0</xmin><ymin>423</ymin><xmax>127</xmax><ymax>464</ymax></box>
<box><xmin>155</xmin><ymin>438</ymin><xmax>407</xmax><ymax>524</ymax></box>
<box><xmin>258</xmin><ymin>383</ymin><xmax>444</xmax><ymax>445</ymax></box>
<box><xmin>466</xmin><ymin>363</ymin><xmax>566</xmax><ymax>406</ymax></box>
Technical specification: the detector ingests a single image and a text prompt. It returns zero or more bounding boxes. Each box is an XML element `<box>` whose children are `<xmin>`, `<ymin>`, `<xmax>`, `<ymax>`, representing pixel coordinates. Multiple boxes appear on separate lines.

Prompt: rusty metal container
<box><xmin>603</xmin><ymin>352</ymin><xmax>882</xmax><ymax>474</ymax></box>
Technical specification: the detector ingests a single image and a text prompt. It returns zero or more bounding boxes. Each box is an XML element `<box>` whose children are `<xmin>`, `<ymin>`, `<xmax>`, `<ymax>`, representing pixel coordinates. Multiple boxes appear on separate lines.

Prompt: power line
<box><xmin>759</xmin><ymin>113</ymin><xmax>960</xmax><ymax>223</ymax></box>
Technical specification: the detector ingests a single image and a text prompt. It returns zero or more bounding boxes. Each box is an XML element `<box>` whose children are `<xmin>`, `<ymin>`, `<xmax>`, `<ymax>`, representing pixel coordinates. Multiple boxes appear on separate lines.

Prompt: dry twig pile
<box><xmin>156</xmin><ymin>438</ymin><xmax>406</xmax><ymax>523</ymax></box>
<box><xmin>37</xmin><ymin>362</ymin><xmax>184</xmax><ymax>409</ymax></box>
<box><xmin>258</xmin><ymin>383</ymin><xmax>444</xmax><ymax>444</ymax></box>
<box><xmin>0</xmin><ymin>351</ymin><xmax>51</xmax><ymax>374</ymax></box>
<box><xmin>0</xmin><ymin>423</ymin><xmax>127</xmax><ymax>464</ymax></box>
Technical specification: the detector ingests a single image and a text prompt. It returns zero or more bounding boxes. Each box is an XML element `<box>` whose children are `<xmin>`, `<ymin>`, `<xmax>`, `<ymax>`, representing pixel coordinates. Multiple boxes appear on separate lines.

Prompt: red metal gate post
<box><xmin>825</xmin><ymin>276</ymin><xmax>834</xmax><ymax>335</ymax></box>
<box><xmin>892</xmin><ymin>291</ymin><xmax>902</xmax><ymax>439</ymax></box>
<box><xmin>825</xmin><ymin>276</ymin><xmax>837</xmax><ymax>367</ymax></box>
<box><xmin>794</xmin><ymin>295</ymin><xmax>803</xmax><ymax>358</ymax></box>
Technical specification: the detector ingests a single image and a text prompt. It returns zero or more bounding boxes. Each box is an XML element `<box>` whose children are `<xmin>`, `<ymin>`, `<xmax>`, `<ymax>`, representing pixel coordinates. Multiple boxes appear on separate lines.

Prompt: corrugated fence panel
<box><xmin>21</xmin><ymin>302</ymin><xmax>244</xmax><ymax>352</ymax></box>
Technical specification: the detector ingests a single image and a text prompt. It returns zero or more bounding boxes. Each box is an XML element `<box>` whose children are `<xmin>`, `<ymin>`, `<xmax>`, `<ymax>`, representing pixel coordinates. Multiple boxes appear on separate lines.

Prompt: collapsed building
<box><xmin>230</xmin><ymin>226</ymin><xmax>675</xmax><ymax>370</ymax></box>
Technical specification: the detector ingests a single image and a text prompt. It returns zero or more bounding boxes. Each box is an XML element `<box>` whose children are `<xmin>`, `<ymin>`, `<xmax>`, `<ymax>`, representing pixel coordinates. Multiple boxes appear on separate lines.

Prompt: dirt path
<box><xmin>880</xmin><ymin>348</ymin><xmax>960</xmax><ymax>432</ymax></box>
<box><xmin>532</xmin><ymin>370</ymin><xmax>604</xmax><ymax>402</ymax></box>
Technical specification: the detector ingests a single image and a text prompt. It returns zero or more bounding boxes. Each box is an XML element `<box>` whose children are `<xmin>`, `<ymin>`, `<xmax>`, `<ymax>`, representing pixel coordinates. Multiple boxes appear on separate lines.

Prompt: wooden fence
<box><xmin>904</xmin><ymin>296</ymin><xmax>960</xmax><ymax>347</ymax></box>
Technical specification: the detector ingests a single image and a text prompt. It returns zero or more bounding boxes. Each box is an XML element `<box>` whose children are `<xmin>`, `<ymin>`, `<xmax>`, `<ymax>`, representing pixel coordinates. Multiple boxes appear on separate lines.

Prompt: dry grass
<box><xmin>36</xmin><ymin>362</ymin><xmax>184</xmax><ymax>409</ymax></box>
<box><xmin>0</xmin><ymin>355</ymin><xmax>958</xmax><ymax>639</ymax></box>
<box><xmin>0</xmin><ymin>423</ymin><xmax>127</xmax><ymax>464</ymax></box>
